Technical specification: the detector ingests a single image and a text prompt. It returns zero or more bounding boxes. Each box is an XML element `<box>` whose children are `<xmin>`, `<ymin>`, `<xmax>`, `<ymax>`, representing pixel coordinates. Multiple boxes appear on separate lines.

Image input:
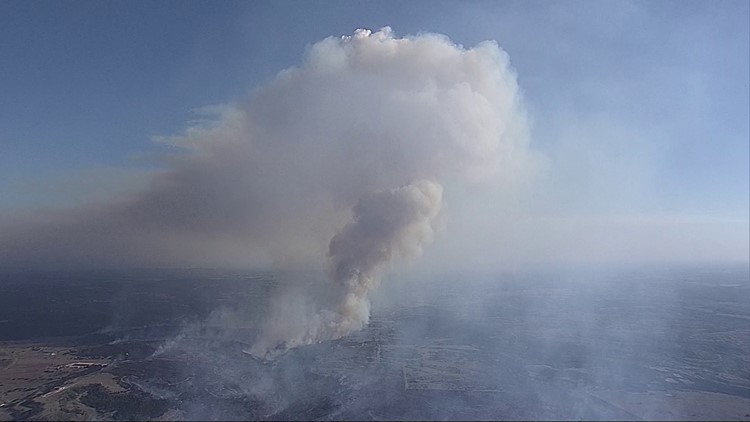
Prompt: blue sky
<box><xmin>1</xmin><ymin>1</ymin><xmax>748</xmax><ymax>265</ymax></box>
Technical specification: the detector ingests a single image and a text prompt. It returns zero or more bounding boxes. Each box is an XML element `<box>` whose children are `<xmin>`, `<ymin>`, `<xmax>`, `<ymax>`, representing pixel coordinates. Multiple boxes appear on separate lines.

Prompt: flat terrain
<box><xmin>1</xmin><ymin>266</ymin><xmax>748</xmax><ymax>420</ymax></box>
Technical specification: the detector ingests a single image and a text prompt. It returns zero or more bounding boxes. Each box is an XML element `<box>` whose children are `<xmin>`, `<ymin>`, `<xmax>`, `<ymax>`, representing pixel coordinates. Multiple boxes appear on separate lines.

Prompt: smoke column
<box><xmin>245</xmin><ymin>28</ymin><xmax>534</xmax><ymax>357</ymax></box>
<box><xmin>0</xmin><ymin>27</ymin><xmax>535</xmax><ymax>352</ymax></box>
<box><xmin>251</xmin><ymin>181</ymin><xmax>442</xmax><ymax>357</ymax></box>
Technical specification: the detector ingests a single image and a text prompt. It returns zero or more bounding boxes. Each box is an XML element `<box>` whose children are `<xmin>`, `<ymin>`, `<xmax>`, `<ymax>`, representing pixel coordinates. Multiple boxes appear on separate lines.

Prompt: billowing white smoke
<box><xmin>243</xmin><ymin>28</ymin><xmax>532</xmax><ymax>357</ymax></box>
<box><xmin>0</xmin><ymin>27</ymin><xmax>534</xmax><ymax>351</ymax></box>
<box><xmin>251</xmin><ymin>180</ymin><xmax>442</xmax><ymax>357</ymax></box>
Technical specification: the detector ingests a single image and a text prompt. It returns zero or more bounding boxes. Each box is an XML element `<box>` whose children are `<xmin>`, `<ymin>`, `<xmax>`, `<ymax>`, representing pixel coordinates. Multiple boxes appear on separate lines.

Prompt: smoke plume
<box><xmin>250</xmin><ymin>180</ymin><xmax>442</xmax><ymax>357</ymax></box>
<box><xmin>1</xmin><ymin>27</ymin><xmax>534</xmax><ymax>351</ymax></box>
